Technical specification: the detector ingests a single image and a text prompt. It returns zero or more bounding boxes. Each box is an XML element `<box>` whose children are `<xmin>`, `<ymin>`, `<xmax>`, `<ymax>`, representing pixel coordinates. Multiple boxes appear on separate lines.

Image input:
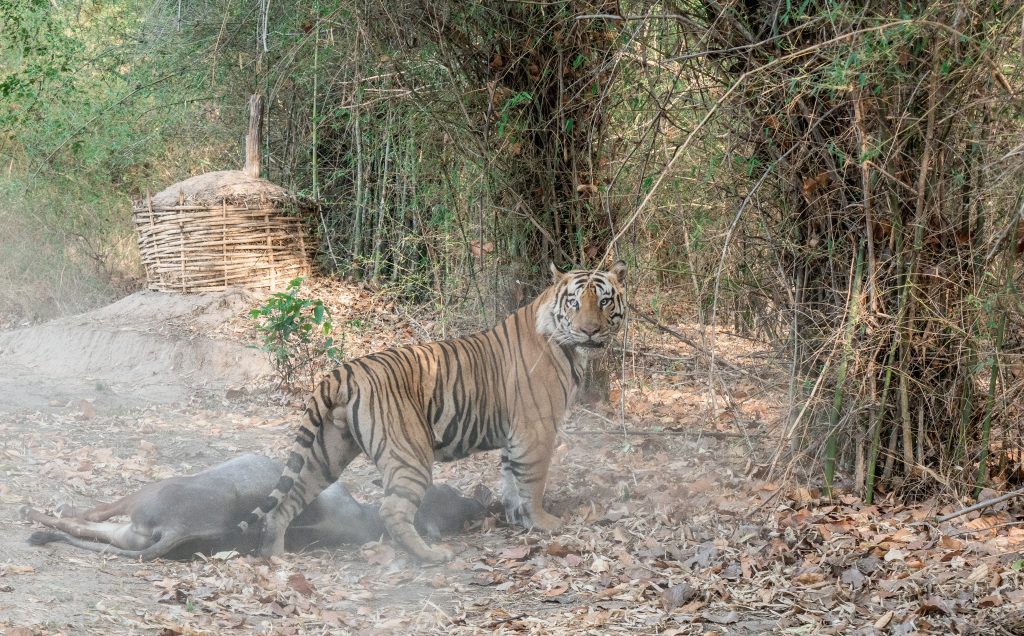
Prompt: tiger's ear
<box><xmin>549</xmin><ymin>262</ymin><xmax>568</xmax><ymax>283</ymax></box>
<box><xmin>608</xmin><ymin>260</ymin><xmax>627</xmax><ymax>284</ymax></box>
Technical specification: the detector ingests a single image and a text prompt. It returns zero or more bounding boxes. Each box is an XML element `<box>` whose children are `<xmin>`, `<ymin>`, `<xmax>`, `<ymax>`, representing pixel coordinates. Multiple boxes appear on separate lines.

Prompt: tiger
<box><xmin>239</xmin><ymin>260</ymin><xmax>627</xmax><ymax>561</ymax></box>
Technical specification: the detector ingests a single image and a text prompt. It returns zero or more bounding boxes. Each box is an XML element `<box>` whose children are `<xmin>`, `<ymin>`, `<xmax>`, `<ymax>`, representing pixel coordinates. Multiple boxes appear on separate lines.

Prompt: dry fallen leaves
<box><xmin>6</xmin><ymin>300</ymin><xmax>1024</xmax><ymax>635</ymax></box>
<box><xmin>661</xmin><ymin>582</ymin><xmax>696</xmax><ymax>611</ymax></box>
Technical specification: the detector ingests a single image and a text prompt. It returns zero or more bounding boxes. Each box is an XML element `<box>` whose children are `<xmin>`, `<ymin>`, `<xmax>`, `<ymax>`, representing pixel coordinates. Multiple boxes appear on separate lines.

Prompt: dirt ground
<box><xmin>0</xmin><ymin>289</ymin><xmax>269</xmax><ymax>413</ymax></box>
<box><xmin>1</xmin><ymin>285</ymin><xmax>1022</xmax><ymax>635</ymax></box>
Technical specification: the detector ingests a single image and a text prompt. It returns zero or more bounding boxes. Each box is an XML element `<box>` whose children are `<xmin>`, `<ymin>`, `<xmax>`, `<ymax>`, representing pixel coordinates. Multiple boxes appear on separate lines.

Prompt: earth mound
<box><xmin>0</xmin><ymin>289</ymin><xmax>269</xmax><ymax>412</ymax></box>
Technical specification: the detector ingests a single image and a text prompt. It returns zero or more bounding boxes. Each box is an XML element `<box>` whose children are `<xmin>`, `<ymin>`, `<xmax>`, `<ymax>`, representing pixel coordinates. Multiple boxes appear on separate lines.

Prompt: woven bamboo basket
<box><xmin>133</xmin><ymin>170</ymin><xmax>314</xmax><ymax>293</ymax></box>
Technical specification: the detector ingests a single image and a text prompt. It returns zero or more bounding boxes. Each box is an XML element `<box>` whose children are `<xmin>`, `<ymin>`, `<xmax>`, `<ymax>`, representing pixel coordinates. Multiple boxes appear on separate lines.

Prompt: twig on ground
<box><xmin>935</xmin><ymin>486</ymin><xmax>1024</xmax><ymax>523</ymax></box>
<box><xmin>743</xmin><ymin>486</ymin><xmax>785</xmax><ymax>521</ymax></box>
<box><xmin>576</xmin><ymin>406</ymin><xmax>765</xmax><ymax>439</ymax></box>
<box><xmin>949</xmin><ymin>521</ymin><xmax>1024</xmax><ymax>537</ymax></box>
<box><xmin>626</xmin><ymin>304</ymin><xmax>765</xmax><ymax>382</ymax></box>
<box><xmin>566</xmin><ymin>423</ymin><xmax>763</xmax><ymax>440</ymax></box>
<box><xmin>484</xmin><ymin>614</ymin><xmax>528</xmax><ymax>629</ymax></box>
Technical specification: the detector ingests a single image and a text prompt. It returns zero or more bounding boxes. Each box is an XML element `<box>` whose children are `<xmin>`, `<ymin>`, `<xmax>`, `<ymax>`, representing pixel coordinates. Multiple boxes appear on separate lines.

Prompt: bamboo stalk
<box><xmin>974</xmin><ymin>207</ymin><xmax>1017</xmax><ymax>495</ymax></box>
<box><xmin>824</xmin><ymin>242</ymin><xmax>864</xmax><ymax>496</ymax></box>
<box><xmin>352</xmin><ymin>67</ymin><xmax>364</xmax><ymax>261</ymax></box>
<box><xmin>937</xmin><ymin>485</ymin><xmax>1024</xmax><ymax>523</ymax></box>
<box><xmin>955</xmin><ymin>349</ymin><xmax>974</xmax><ymax>468</ymax></box>
<box><xmin>974</xmin><ymin>350</ymin><xmax>999</xmax><ymax>497</ymax></box>
<box><xmin>916</xmin><ymin>404</ymin><xmax>924</xmax><ymax>467</ymax></box>
<box><xmin>865</xmin><ymin>342</ymin><xmax>897</xmax><ymax>505</ymax></box>
<box><xmin>853</xmin><ymin>94</ymin><xmax>878</xmax><ymax>314</ymax></box>
<box><xmin>371</xmin><ymin>116</ymin><xmax>393</xmax><ymax>282</ymax></box>
<box><xmin>890</xmin><ymin>202</ymin><xmax>915</xmax><ymax>477</ymax></box>
<box><xmin>854</xmin><ymin>427</ymin><xmax>864</xmax><ymax>497</ymax></box>
<box><xmin>899</xmin><ymin>369</ymin><xmax>913</xmax><ymax>474</ymax></box>
<box><xmin>881</xmin><ymin>424</ymin><xmax>898</xmax><ymax>484</ymax></box>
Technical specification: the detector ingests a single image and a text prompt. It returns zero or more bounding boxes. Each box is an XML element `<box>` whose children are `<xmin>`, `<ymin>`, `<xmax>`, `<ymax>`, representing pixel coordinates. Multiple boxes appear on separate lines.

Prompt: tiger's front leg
<box><xmin>501</xmin><ymin>425</ymin><xmax>562</xmax><ymax>532</ymax></box>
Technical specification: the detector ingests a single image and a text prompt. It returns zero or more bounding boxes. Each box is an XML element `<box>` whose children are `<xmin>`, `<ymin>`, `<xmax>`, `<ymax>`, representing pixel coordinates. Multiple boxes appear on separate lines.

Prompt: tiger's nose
<box><xmin>580</xmin><ymin>325</ymin><xmax>601</xmax><ymax>336</ymax></box>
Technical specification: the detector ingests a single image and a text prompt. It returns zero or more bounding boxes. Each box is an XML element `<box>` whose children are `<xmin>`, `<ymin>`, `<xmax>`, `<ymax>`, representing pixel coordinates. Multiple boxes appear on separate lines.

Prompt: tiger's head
<box><xmin>536</xmin><ymin>260</ymin><xmax>627</xmax><ymax>349</ymax></box>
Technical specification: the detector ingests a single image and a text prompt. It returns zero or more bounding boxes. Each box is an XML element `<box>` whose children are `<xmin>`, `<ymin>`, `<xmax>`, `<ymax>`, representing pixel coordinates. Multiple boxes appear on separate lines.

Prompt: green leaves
<box><xmin>250</xmin><ymin>278</ymin><xmax>344</xmax><ymax>387</ymax></box>
<box><xmin>497</xmin><ymin>91</ymin><xmax>532</xmax><ymax>138</ymax></box>
<box><xmin>0</xmin><ymin>0</ymin><xmax>82</xmax><ymax>131</ymax></box>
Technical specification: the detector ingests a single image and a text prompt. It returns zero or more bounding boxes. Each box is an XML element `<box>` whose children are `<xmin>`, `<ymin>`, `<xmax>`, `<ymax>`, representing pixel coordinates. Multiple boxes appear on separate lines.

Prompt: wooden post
<box><xmin>266</xmin><ymin>212</ymin><xmax>275</xmax><ymax>290</ymax></box>
<box><xmin>179</xmin><ymin>223</ymin><xmax>186</xmax><ymax>292</ymax></box>
<box><xmin>222</xmin><ymin>201</ymin><xmax>228</xmax><ymax>288</ymax></box>
<box><xmin>244</xmin><ymin>94</ymin><xmax>264</xmax><ymax>178</ymax></box>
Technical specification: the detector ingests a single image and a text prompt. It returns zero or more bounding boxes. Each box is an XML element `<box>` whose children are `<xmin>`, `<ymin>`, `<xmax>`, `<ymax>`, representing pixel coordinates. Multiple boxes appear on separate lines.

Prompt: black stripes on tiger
<box><xmin>274</xmin><ymin>476</ymin><xmax>294</xmax><ymax>493</ymax></box>
<box><xmin>258</xmin><ymin>495</ymin><xmax>278</xmax><ymax>513</ymax></box>
<box><xmin>296</xmin><ymin>427</ymin><xmax>315</xmax><ymax>448</ymax></box>
<box><xmin>286</xmin><ymin>452</ymin><xmax>304</xmax><ymax>473</ymax></box>
<box><xmin>240</xmin><ymin>511</ymin><xmax>260</xmax><ymax>530</ymax></box>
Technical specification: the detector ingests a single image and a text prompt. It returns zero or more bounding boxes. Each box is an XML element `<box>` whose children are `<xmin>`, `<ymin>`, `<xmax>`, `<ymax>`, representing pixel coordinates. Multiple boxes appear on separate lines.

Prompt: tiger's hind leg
<box><xmin>255</xmin><ymin>411</ymin><xmax>361</xmax><ymax>556</ymax></box>
<box><xmin>373</xmin><ymin>424</ymin><xmax>452</xmax><ymax>562</ymax></box>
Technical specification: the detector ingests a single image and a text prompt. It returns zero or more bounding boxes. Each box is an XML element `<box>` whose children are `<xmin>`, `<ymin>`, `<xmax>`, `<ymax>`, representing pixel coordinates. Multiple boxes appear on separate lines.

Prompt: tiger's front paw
<box><xmin>418</xmin><ymin>543</ymin><xmax>454</xmax><ymax>563</ymax></box>
<box><xmin>527</xmin><ymin>510</ymin><xmax>562</xmax><ymax>533</ymax></box>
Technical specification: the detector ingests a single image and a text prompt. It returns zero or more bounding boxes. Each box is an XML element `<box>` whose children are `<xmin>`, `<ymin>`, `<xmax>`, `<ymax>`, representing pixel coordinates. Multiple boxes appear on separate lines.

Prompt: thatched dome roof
<box><xmin>133</xmin><ymin>169</ymin><xmax>314</xmax><ymax>293</ymax></box>
<box><xmin>148</xmin><ymin>170</ymin><xmax>310</xmax><ymax>209</ymax></box>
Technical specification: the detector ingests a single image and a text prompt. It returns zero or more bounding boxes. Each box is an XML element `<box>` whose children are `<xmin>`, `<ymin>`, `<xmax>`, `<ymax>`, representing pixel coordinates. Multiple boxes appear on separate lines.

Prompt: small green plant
<box><xmin>249</xmin><ymin>278</ymin><xmax>343</xmax><ymax>388</ymax></box>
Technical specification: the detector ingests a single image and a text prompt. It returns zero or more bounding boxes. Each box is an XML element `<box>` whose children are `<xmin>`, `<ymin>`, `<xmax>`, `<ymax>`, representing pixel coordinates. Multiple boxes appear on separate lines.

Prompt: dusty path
<box><xmin>0</xmin><ymin>290</ymin><xmax>769</xmax><ymax>634</ymax></box>
<box><xmin>0</xmin><ymin>399</ymin><xmax>770</xmax><ymax>635</ymax></box>
<box><xmin>0</xmin><ymin>289</ymin><xmax>269</xmax><ymax>413</ymax></box>
<box><xmin>0</xmin><ymin>290</ymin><xmax>1020</xmax><ymax>634</ymax></box>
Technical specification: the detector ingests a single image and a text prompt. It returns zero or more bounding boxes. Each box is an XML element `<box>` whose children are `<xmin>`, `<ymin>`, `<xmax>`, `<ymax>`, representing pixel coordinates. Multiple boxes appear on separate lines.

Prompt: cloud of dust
<box><xmin>0</xmin><ymin>181</ymin><xmax>137</xmax><ymax>325</ymax></box>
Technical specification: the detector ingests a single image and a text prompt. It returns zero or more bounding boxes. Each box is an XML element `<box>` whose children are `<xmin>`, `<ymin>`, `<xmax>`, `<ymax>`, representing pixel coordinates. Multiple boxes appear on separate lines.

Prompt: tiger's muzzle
<box><xmin>575</xmin><ymin>333</ymin><xmax>609</xmax><ymax>348</ymax></box>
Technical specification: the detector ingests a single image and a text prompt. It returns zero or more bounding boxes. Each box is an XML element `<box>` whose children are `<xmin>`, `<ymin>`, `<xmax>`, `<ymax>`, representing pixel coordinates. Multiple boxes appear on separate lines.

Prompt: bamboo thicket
<box><xmin>672</xmin><ymin>0</ymin><xmax>1024</xmax><ymax>497</ymax></box>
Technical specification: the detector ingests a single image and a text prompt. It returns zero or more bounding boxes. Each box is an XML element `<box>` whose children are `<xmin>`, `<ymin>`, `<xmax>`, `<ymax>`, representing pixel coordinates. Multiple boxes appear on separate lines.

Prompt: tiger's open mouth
<box><xmin>576</xmin><ymin>339</ymin><xmax>607</xmax><ymax>349</ymax></box>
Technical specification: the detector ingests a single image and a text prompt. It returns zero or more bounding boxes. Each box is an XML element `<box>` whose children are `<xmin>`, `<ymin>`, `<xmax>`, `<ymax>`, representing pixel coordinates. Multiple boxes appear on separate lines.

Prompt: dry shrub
<box><xmin>673</xmin><ymin>0</ymin><xmax>1024</xmax><ymax>497</ymax></box>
